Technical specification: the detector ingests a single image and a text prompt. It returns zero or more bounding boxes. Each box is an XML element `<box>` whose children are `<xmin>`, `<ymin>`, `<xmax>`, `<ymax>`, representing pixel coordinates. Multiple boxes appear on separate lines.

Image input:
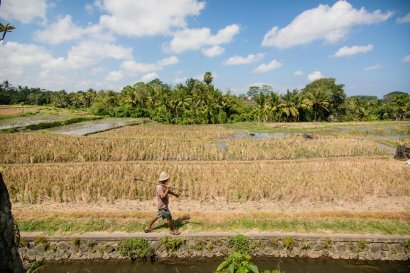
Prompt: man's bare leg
<box><xmin>146</xmin><ymin>216</ymin><xmax>160</xmax><ymax>231</ymax></box>
<box><xmin>168</xmin><ymin>219</ymin><xmax>180</xmax><ymax>235</ymax></box>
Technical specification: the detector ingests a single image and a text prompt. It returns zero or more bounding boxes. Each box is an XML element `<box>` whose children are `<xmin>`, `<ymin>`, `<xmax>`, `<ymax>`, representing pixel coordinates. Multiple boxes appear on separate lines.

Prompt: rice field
<box><xmin>0</xmin><ymin>133</ymin><xmax>393</xmax><ymax>164</ymax></box>
<box><xmin>95</xmin><ymin>123</ymin><xmax>236</xmax><ymax>140</ymax></box>
<box><xmin>2</xmin><ymin>158</ymin><xmax>409</xmax><ymax>204</ymax></box>
<box><xmin>0</xmin><ymin>105</ymin><xmax>41</xmax><ymax>117</ymax></box>
<box><xmin>1</xmin><ymin>118</ymin><xmax>409</xmax><ymax>234</ymax></box>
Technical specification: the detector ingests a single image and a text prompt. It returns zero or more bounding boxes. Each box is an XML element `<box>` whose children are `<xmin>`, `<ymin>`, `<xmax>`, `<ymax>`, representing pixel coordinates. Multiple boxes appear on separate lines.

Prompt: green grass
<box><xmin>17</xmin><ymin>217</ymin><xmax>410</xmax><ymax>235</ymax></box>
<box><xmin>0</xmin><ymin>105</ymin><xmax>98</xmax><ymax>132</ymax></box>
<box><xmin>1</xmin><ymin>116</ymin><xmax>102</xmax><ymax>133</ymax></box>
<box><xmin>209</xmin><ymin>218</ymin><xmax>409</xmax><ymax>234</ymax></box>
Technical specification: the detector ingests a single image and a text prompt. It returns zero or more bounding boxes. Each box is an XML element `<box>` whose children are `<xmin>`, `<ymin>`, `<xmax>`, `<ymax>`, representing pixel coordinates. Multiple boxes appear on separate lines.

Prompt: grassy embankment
<box><xmin>0</xmin><ymin>120</ymin><xmax>409</xmax><ymax>235</ymax></box>
<box><xmin>0</xmin><ymin>105</ymin><xmax>98</xmax><ymax>132</ymax></box>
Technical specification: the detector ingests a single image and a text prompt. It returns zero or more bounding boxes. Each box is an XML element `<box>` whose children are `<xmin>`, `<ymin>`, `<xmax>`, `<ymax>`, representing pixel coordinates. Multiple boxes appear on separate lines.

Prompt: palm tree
<box><xmin>265</xmin><ymin>91</ymin><xmax>280</xmax><ymax>122</ymax></box>
<box><xmin>120</xmin><ymin>85</ymin><xmax>139</xmax><ymax>108</ymax></box>
<box><xmin>278</xmin><ymin>89</ymin><xmax>300</xmax><ymax>122</ymax></box>
<box><xmin>303</xmin><ymin>88</ymin><xmax>330</xmax><ymax>121</ymax></box>
<box><xmin>0</xmin><ymin>23</ymin><xmax>15</xmax><ymax>41</ymax></box>
<box><xmin>203</xmin><ymin>72</ymin><xmax>213</xmax><ymax>85</ymax></box>
<box><xmin>169</xmin><ymin>94</ymin><xmax>192</xmax><ymax>121</ymax></box>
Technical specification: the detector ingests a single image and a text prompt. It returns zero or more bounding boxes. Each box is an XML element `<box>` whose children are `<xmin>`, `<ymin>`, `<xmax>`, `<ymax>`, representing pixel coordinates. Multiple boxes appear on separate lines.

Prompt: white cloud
<box><xmin>0</xmin><ymin>41</ymin><xmax>54</xmax><ymax>87</ymax></box>
<box><xmin>294</xmin><ymin>70</ymin><xmax>304</xmax><ymax>76</ymax></box>
<box><xmin>85</xmin><ymin>0</ymin><xmax>105</xmax><ymax>14</ymax></box>
<box><xmin>140</xmin><ymin>72</ymin><xmax>159</xmax><ymax>82</ymax></box>
<box><xmin>99</xmin><ymin>0</ymin><xmax>204</xmax><ymax>36</ymax></box>
<box><xmin>34</xmin><ymin>15</ymin><xmax>83</xmax><ymax>44</ymax></box>
<box><xmin>157</xmin><ymin>56</ymin><xmax>180</xmax><ymax>66</ymax></box>
<box><xmin>308</xmin><ymin>71</ymin><xmax>324</xmax><ymax>81</ymax></box>
<box><xmin>105</xmin><ymin>71</ymin><xmax>123</xmax><ymax>81</ymax></box>
<box><xmin>364</xmin><ymin>64</ymin><xmax>382</xmax><ymax>71</ymax></box>
<box><xmin>121</xmin><ymin>61</ymin><xmax>160</xmax><ymax>74</ymax></box>
<box><xmin>121</xmin><ymin>56</ymin><xmax>179</xmax><ymax>73</ymax></box>
<box><xmin>0</xmin><ymin>41</ymin><xmax>53</xmax><ymax>67</ymax></box>
<box><xmin>252</xmin><ymin>59</ymin><xmax>282</xmax><ymax>73</ymax></box>
<box><xmin>0</xmin><ymin>0</ymin><xmax>47</xmax><ymax>23</ymax></box>
<box><xmin>0</xmin><ymin>41</ymin><xmax>133</xmax><ymax>91</ymax></box>
<box><xmin>248</xmin><ymin>82</ymin><xmax>270</xmax><ymax>88</ymax></box>
<box><xmin>333</xmin><ymin>44</ymin><xmax>374</xmax><ymax>57</ymax></box>
<box><xmin>90</xmin><ymin>66</ymin><xmax>106</xmax><ymax>76</ymax></box>
<box><xmin>42</xmin><ymin>41</ymin><xmax>133</xmax><ymax>72</ymax></box>
<box><xmin>402</xmin><ymin>55</ymin><xmax>410</xmax><ymax>63</ymax></box>
<box><xmin>34</xmin><ymin>15</ymin><xmax>114</xmax><ymax>44</ymax></box>
<box><xmin>201</xmin><ymin>45</ymin><xmax>225</xmax><ymax>57</ymax></box>
<box><xmin>173</xmin><ymin>76</ymin><xmax>188</xmax><ymax>84</ymax></box>
<box><xmin>168</xmin><ymin>24</ymin><xmax>240</xmax><ymax>53</ymax></box>
<box><xmin>262</xmin><ymin>1</ymin><xmax>393</xmax><ymax>48</ymax></box>
<box><xmin>224</xmin><ymin>53</ymin><xmax>263</xmax><ymax>65</ymax></box>
<box><xmin>396</xmin><ymin>13</ymin><xmax>410</xmax><ymax>24</ymax></box>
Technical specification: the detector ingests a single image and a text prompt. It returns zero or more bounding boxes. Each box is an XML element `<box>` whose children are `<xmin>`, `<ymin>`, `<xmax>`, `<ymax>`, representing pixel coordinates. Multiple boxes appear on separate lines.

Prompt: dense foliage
<box><xmin>1</xmin><ymin>75</ymin><xmax>408</xmax><ymax>124</ymax></box>
<box><xmin>117</xmin><ymin>238</ymin><xmax>153</xmax><ymax>260</ymax></box>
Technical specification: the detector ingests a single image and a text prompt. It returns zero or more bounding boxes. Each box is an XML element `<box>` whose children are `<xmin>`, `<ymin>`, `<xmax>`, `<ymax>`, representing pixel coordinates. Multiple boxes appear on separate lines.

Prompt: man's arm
<box><xmin>165</xmin><ymin>185</ymin><xmax>179</xmax><ymax>198</ymax></box>
<box><xmin>169</xmin><ymin>190</ymin><xmax>179</xmax><ymax>198</ymax></box>
<box><xmin>158</xmin><ymin>185</ymin><xmax>179</xmax><ymax>198</ymax></box>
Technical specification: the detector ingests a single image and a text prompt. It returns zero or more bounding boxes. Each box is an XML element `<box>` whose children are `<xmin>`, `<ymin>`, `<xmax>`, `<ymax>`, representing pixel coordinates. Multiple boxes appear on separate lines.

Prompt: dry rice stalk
<box><xmin>2</xmin><ymin>158</ymin><xmax>408</xmax><ymax>204</ymax></box>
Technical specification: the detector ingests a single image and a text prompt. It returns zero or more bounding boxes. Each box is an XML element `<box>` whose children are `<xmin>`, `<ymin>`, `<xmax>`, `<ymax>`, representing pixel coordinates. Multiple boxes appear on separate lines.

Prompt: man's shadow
<box><xmin>152</xmin><ymin>214</ymin><xmax>191</xmax><ymax>231</ymax></box>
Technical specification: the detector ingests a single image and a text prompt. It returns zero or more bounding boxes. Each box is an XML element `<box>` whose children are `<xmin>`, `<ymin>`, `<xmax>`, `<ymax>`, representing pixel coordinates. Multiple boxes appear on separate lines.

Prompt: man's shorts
<box><xmin>157</xmin><ymin>207</ymin><xmax>172</xmax><ymax>220</ymax></box>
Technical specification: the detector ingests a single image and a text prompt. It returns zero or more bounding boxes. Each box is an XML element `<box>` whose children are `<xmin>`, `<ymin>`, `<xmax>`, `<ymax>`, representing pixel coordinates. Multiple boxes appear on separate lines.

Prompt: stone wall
<box><xmin>19</xmin><ymin>234</ymin><xmax>410</xmax><ymax>263</ymax></box>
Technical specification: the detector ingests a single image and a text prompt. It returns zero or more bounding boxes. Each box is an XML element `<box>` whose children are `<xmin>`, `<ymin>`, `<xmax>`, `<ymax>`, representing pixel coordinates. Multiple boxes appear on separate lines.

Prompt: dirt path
<box><xmin>12</xmin><ymin>196</ymin><xmax>410</xmax><ymax>216</ymax></box>
<box><xmin>20</xmin><ymin>231</ymin><xmax>410</xmax><ymax>241</ymax></box>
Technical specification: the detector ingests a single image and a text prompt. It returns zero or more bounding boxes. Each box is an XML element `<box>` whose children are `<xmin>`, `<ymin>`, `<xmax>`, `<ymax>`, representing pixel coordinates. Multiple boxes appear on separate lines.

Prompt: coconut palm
<box><xmin>303</xmin><ymin>88</ymin><xmax>331</xmax><ymax>121</ymax></box>
<box><xmin>120</xmin><ymin>85</ymin><xmax>139</xmax><ymax>108</ymax></box>
<box><xmin>0</xmin><ymin>23</ymin><xmax>15</xmax><ymax>41</ymax></box>
<box><xmin>203</xmin><ymin>72</ymin><xmax>213</xmax><ymax>85</ymax></box>
<box><xmin>278</xmin><ymin>89</ymin><xmax>300</xmax><ymax>122</ymax></box>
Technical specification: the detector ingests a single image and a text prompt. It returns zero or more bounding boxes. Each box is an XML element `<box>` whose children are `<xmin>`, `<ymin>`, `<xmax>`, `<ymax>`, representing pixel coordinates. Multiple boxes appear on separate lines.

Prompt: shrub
<box><xmin>72</xmin><ymin>237</ymin><xmax>80</xmax><ymax>247</ymax></box>
<box><xmin>118</xmin><ymin>238</ymin><xmax>153</xmax><ymax>260</ymax></box>
<box><xmin>283</xmin><ymin>237</ymin><xmax>294</xmax><ymax>251</ymax></box>
<box><xmin>228</xmin><ymin>234</ymin><xmax>250</xmax><ymax>254</ymax></box>
<box><xmin>195</xmin><ymin>242</ymin><xmax>203</xmax><ymax>251</ymax></box>
<box><xmin>322</xmin><ymin>238</ymin><xmax>333</xmax><ymax>249</ymax></box>
<box><xmin>271</xmin><ymin>238</ymin><xmax>278</xmax><ymax>247</ymax></box>
<box><xmin>206</xmin><ymin>241</ymin><xmax>214</xmax><ymax>250</ymax></box>
<box><xmin>34</xmin><ymin>237</ymin><xmax>49</xmax><ymax>251</ymax></box>
<box><xmin>357</xmin><ymin>240</ymin><xmax>367</xmax><ymax>251</ymax></box>
<box><xmin>86</xmin><ymin>240</ymin><xmax>97</xmax><ymax>247</ymax></box>
<box><xmin>19</xmin><ymin>238</ymin><xmax>29</xmax><ymax>247</ymax></box>
<box><xmin>161</xmin><ymin>237</ymin><xmax>184</xmax><ymax>251</ymax></box>
<box><xmin>301</xmin><ymin>239</ymin><xmax>311</xmax><ymax>250</ymax></box>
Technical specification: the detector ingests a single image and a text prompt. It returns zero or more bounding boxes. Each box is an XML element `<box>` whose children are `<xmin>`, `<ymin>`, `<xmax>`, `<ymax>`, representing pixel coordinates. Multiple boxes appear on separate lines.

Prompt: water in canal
<box><xmin>38</xmin><ymin>257</ymin><xmax>409</xmax><ymax>273</ymax></box>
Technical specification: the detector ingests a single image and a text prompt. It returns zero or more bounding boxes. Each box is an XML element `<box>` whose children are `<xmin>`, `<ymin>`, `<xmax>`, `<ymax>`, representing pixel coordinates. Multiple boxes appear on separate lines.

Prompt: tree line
<box><xmin>0</xmin><ymin>73</ymin><xmax>409</xmax><ymax>124</ymax></box>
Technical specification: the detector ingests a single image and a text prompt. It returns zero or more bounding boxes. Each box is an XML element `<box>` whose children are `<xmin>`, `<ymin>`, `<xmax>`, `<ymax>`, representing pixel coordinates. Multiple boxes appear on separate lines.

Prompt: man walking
<box><xmin>144</xmin><ymin>171</ymin><xmax>180</xmax><ymax>235</ymax></box>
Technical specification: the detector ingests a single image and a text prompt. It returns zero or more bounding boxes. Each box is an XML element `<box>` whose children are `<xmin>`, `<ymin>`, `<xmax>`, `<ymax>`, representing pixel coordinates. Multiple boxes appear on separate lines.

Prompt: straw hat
<box><xmin>159</xmin><ymin>171</ymin><xmax>170</xmax><ymax>182</ymax></box>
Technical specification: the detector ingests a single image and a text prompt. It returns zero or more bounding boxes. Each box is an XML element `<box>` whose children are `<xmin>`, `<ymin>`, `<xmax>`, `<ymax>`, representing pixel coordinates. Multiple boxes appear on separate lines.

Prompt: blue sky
<box><xmin>0</xmin><ymin>0</ymin><xmax>409</xmax><ymax>97</ymax></box>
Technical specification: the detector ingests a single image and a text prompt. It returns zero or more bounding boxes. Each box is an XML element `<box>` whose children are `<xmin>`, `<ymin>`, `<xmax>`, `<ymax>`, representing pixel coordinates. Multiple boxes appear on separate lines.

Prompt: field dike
<box><xmin>19</xmin><ymin>233</ymin><xmax>410</xmax><ymax>262</ymax></box>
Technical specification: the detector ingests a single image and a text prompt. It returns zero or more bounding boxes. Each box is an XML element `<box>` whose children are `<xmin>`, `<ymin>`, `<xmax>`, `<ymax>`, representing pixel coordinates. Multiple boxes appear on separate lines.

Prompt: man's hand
<box><xmin>166</xmin><ymin>185</ymin><xmax>173</xmax><ymax>191</ymax></box>
<box><xmin>174</xmin><ymin>193</ymin><xmax>179</xmax><ymax>198</ymax></box>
